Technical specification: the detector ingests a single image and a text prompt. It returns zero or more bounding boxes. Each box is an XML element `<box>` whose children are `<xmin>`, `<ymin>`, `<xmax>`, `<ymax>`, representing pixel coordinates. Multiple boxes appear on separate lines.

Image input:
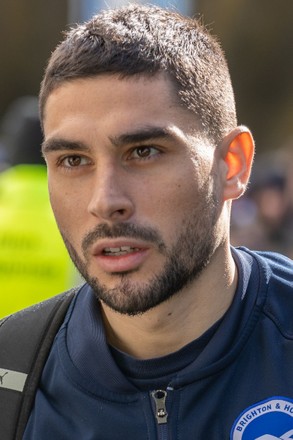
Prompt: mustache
<box><xmin>82</xmin><ymin>223</ymin><xmax>166</xmax><ymax>255</ymax></box>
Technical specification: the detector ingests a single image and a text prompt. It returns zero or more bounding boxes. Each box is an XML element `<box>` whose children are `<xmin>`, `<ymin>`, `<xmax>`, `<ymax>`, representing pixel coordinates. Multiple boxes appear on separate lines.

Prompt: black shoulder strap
<box><xmin>0</xmin><ymin>287</ymin><xmax>78</xmax><ymax>440</ymax></box>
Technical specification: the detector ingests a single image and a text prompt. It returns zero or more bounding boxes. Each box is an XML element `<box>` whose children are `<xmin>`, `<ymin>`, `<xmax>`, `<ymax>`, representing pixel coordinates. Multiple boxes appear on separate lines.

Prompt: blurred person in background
<box><xmin>0</xmin><ymin>5</ymin><xmax>292</xmax><ymax>439</ymax></box>
<box><xmin>0</xmin><ymin>97</ymin><xmax>77</xmax><ymax>317</ymax></box>
<box><xmin>231</xmin><ymin>151</ymin><xmax>293</xmax><ymax>258</ymax></box>
<box><xmin>282</xmin><ymin>141</ymin><xmax>293</xmax><ymax>257</ymax></box>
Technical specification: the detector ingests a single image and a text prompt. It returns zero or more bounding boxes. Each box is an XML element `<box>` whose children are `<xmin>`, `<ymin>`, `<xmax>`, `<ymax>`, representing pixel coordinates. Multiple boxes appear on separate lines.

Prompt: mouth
<box><xmin>92</xmin><ymin>239</ymin><xmax>148</xmax><ymax>257</ymax></box>
<box><xmin>103</xmin><ymin>246</ymin><xmax>141</xmax><ymax>257</ymax></box>
<box><xmin>92</xmin><ymin>240</ymin><xmax>150</xmax><ymax>274</ymax></box>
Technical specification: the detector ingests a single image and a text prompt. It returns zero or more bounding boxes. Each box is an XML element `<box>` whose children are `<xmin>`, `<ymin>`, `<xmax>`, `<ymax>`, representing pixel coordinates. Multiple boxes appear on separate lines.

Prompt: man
<box><xmin>1</xmin><ymin>4</ymin><xmax>293</xmax><ymax>439</ymax></box>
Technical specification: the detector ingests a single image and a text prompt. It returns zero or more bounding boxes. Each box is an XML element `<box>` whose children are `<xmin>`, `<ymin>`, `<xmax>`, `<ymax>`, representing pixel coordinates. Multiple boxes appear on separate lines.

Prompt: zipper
<box><xmin>151</xmin><ymin>389</ymin><xmax>171</xmax><ymax>439</ymax></box>
<box><xmin>151</xmin><ymin>389</ymin><xmax>168</xmax><ymax>424</ymax></box>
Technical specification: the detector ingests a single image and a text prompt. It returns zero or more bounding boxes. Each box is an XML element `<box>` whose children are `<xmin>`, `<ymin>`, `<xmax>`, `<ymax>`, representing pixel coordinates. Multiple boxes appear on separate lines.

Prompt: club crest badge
<box><xmin>230</xmin><ymin>397</ymin><xmax>293</xmax><ymax>439</ymax></box>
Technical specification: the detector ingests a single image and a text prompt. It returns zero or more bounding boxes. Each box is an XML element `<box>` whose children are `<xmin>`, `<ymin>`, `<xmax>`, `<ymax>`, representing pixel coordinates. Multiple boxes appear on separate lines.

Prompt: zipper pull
<box><xmin>151</xmin><ymin>390</ymin><xmax>168</xmax><ymax>424</ymax></box>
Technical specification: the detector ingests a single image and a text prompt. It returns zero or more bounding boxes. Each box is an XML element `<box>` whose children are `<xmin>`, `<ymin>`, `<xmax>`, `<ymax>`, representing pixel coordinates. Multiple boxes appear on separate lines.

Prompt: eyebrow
<box><xmin>109</xmin><ymin>126</ymin><xmax>174</xmax><ymax>147</ymax></box>
<box><xmin>42</xmin><ymin>139</ymin><xmax>90</xmax><ymax>154</ymax></box>
<box><xmin>42</xmin><ymin>126</ymin><xmax>176</xmax><ymax>154</ymax></box>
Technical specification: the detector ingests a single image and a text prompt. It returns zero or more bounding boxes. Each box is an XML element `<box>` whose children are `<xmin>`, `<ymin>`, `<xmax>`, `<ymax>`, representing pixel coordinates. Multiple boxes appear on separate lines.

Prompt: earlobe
<box><xmin>222</xmin><ymin>127</ymin><xmax>255</xmax><ymax>201</ymax></box>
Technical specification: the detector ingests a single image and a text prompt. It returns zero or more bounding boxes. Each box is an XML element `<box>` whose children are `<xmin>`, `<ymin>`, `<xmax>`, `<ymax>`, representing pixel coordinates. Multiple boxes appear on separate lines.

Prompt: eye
<box><xmin>130</xmin><ymin>146</ymin><xmax>160</xmax><ymax>160</ymax></box>
<box><xmin>59</xmin><ymin>155</ymin><xmax>90</xmax><ymax>168</ymax></box>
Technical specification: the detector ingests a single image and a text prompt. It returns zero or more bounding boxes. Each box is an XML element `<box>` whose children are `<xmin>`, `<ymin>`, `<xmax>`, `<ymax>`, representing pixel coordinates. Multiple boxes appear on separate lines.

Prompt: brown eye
<box><xmin>136</xmin><ymin>147</ymin><xmax>152</xmax><ymax>157</ymax></box>
<box><xmin>66</xmin><ymin>155</ymin><xmax>83</xmax><ymax>166</ymax></box>
<box><xmin>57</xmin><ymin>154</ymin><xmax>92</xmax><ymax>172</ymax></box>
<box><xmin>131</xmin><ymin>146</ymin><xmax>159</xmax><ymax>159</ymax></box>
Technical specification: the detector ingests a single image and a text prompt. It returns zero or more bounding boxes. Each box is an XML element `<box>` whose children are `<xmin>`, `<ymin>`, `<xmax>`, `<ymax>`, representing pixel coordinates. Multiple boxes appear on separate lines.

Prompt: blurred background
<box><xmin>0</xmin><ymin>0</ymin><xmax>292</xmax><ymax>317</ymax></box>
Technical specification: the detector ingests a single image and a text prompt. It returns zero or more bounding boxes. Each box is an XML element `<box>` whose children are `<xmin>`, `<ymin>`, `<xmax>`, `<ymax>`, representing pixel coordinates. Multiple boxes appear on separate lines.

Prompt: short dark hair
<box><xmin>40</xmin><ymin>4</ymin><xmax>237</xmax><ymax>143</ymax></box>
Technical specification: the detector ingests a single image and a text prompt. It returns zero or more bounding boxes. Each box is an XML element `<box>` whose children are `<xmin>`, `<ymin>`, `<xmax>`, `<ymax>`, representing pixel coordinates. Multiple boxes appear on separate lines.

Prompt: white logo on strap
<box><xmin>0</xmin><ymin>368</ymin><xmax>27</xmax><ymax>392</ymax></box>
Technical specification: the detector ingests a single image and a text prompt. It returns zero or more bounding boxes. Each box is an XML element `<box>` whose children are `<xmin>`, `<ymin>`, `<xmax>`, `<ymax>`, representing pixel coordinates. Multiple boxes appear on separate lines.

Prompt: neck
<box><xmin>101</xmin><ymin>246</ymin><xmax>238</xmax><ymax>360</ymax></box>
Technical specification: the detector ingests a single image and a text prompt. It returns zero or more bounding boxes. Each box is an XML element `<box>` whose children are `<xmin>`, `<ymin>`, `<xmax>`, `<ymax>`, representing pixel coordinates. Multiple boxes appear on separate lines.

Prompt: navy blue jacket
<box><xmin>23</xmin><ymin>248</ymin><xmax>293</xmax><ymax>439</ymax></box>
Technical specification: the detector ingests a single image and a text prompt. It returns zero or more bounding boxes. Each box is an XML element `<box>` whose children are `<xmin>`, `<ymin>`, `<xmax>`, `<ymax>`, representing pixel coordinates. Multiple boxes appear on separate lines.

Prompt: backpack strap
<box><xmin>0</xmin><ymin>287</ymin><xmax>79</xmax><ymax>440</ymax></box>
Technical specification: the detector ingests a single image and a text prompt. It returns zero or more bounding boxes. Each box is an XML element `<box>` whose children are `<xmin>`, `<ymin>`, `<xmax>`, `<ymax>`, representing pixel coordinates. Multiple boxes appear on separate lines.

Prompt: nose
<box><xmin>87</xmin><ymin>165</ymin><xmax>135</xmax><ymax>222</ymax></box>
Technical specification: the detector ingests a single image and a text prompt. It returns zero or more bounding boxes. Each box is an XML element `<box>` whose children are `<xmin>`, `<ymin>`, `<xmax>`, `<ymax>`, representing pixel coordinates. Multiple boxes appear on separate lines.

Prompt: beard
<box><xmin>60</xmin><ymin>185</ymin><xmax>220</xmax><ymax>316</ymax></box>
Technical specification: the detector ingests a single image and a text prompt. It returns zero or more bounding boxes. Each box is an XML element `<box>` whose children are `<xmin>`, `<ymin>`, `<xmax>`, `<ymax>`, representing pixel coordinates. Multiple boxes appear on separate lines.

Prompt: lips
<box><xmin>92</xmin><ymin>240</ymin><xmax>150</xmax><ymax>273</ymax></box>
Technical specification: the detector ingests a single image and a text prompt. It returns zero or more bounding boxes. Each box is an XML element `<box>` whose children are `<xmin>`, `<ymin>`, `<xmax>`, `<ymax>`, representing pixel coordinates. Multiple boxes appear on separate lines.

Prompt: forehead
<box><xmin>43</xmin><ymin>74</ymin><xmax>201</xmax><ymax>139</ymax></box>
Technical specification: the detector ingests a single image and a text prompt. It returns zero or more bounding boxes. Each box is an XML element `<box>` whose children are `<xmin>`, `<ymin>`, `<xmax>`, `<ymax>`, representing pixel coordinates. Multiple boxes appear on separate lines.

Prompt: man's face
<box><xmin>43</xmin><ymin>74</ymin><xmax>226</xmax><ymax>315</ymax></box>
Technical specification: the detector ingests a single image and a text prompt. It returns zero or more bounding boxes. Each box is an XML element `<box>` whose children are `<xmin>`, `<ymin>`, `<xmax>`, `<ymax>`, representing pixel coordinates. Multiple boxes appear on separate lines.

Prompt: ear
<box><xmin>222</xmin><ymin>126</ymin><xmax>255</xmax><ymax>201</ymax></box>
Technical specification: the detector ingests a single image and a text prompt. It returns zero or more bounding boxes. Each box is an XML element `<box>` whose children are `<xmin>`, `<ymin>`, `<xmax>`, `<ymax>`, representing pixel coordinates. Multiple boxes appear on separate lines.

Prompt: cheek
<box><xmin>140</xmin><ymin>174</ymin><xmax>200</xmax><ymax>230</ymax></box>
<box><xmin>48</xmin><ymin>182</ymin><xmax>84</xmax><ymax>235</ymax></box>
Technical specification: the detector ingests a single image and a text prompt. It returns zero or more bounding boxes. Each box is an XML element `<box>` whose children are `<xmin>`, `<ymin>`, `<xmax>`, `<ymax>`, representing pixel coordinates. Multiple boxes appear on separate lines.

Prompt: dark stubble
<box><xmin>60</xmin><ymin>185</ymin><xmax>220</xmax><ymax>316</ymax></box>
